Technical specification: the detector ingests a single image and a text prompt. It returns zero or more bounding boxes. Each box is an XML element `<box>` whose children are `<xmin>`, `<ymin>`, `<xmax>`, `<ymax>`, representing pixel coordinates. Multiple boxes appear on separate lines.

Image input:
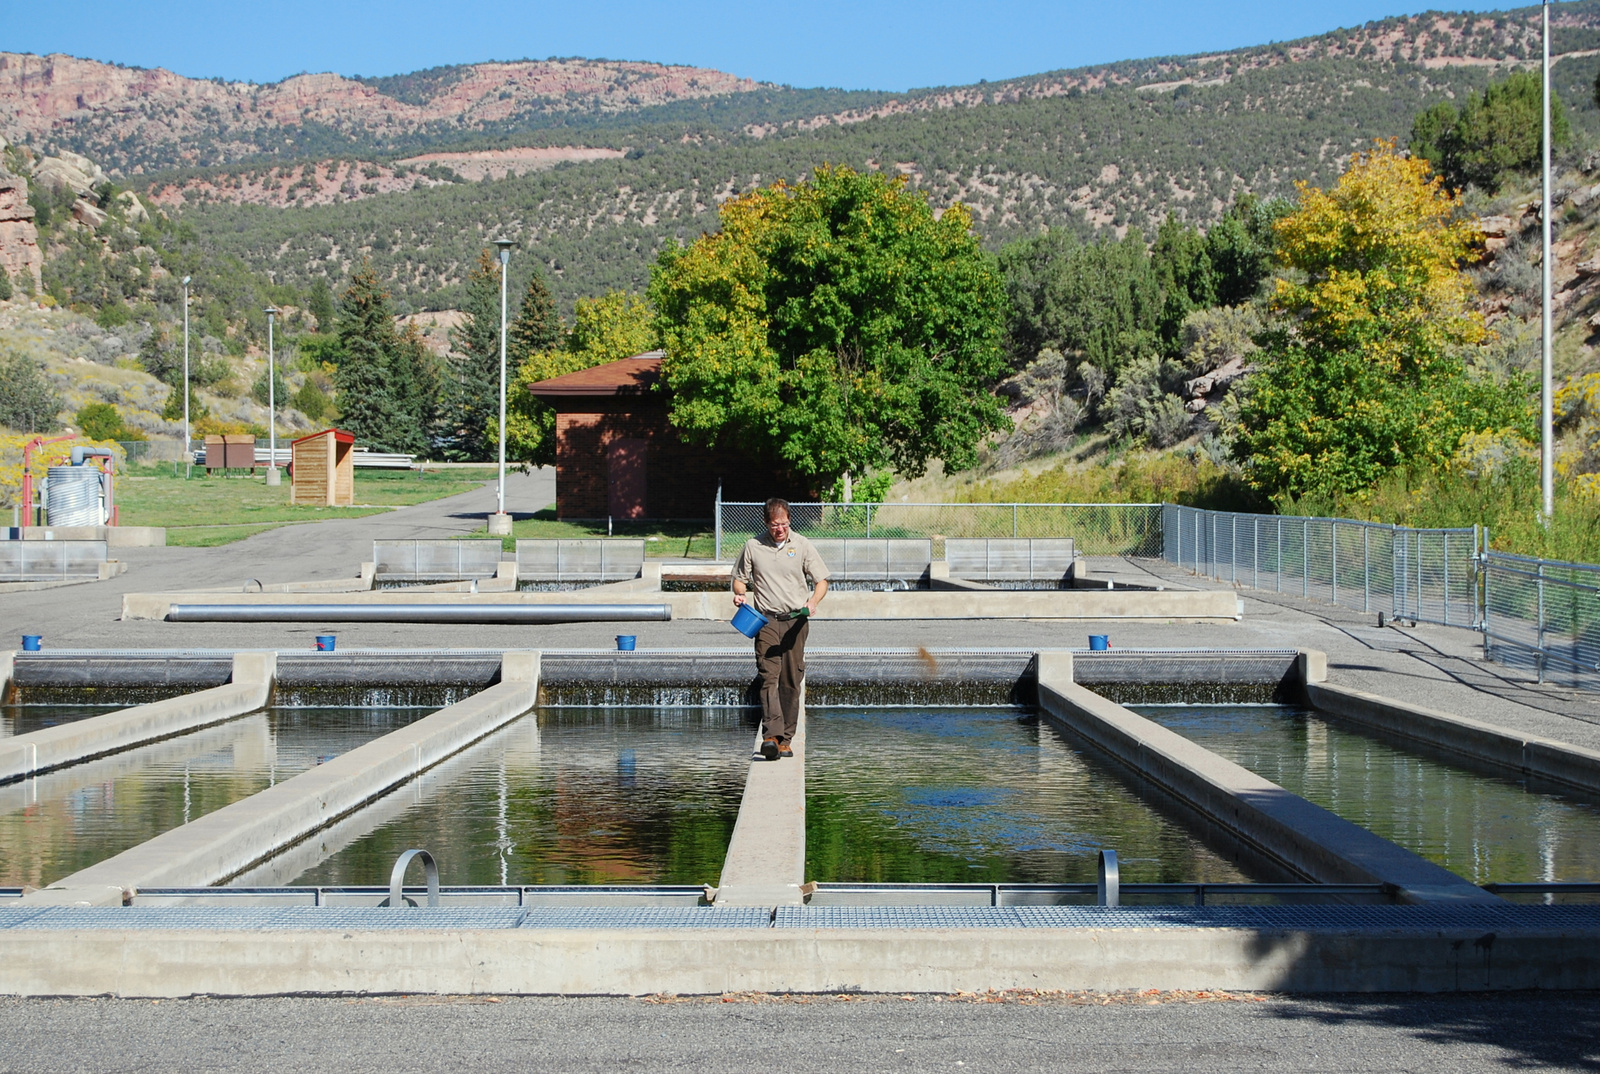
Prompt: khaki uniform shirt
<box><xmin>733</xmin><ymin>531</ymin><xmax>830</xmax><ymax>616</ymax></box>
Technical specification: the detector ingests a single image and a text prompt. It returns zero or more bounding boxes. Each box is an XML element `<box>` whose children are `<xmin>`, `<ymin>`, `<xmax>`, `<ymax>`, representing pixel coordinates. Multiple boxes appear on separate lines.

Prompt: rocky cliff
<box><xmin>0</xmin><ymin>148</ymin><xmax>41</xmax><ymax>292</ymax></box>
<box><xmin>0</xmin><ymin>53</ymin><xmax>762</xmax><ymax>172</ymax></box>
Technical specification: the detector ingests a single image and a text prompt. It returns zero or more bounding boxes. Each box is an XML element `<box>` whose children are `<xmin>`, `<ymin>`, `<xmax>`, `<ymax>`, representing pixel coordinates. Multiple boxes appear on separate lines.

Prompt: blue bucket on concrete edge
<box><xmin>316</xmin><ymin>635</ymin><xmax>337</xmax><ymax>652</ymax></box>
<box><xmin>1088</xmin><ymin>635</ymin><xmax>1109</xmax><ymax>651</ymax></box>
<box><xmin>21</xmin><ymin>635</ymin><xmax>41</xmax><ymax>652</ymax></box>
<box><xmin>615</xmin><ymin>635</ymin><xmax>637</xmax><ymax>651</ymax></box>
<box><xmin>731</xmin><ymin>603</ymin><xmax>768</xmax><ymax>639</ymax></box>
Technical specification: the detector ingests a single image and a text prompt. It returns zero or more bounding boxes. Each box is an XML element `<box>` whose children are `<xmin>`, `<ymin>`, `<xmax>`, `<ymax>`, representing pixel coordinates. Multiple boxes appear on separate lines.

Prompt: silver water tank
<box><xmin>46</xmin><ymin>466</ymin><xmax>105</xmax><ymax>527</ymax></box>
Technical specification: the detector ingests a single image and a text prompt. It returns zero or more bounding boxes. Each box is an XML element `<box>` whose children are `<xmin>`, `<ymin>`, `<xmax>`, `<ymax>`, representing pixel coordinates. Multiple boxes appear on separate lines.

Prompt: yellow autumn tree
<box><xmin>1234</xmin><ymin>140</ymin><xmax>1532</xmax><ymax>500</ymax></box>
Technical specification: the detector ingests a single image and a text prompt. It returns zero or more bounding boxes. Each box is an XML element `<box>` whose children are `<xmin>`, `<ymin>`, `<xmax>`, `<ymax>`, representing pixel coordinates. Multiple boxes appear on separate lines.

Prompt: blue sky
<box><xmin>11</xmin><ymin>0</ymin><xmax>1523</xmax><ymax>92</ymax></box>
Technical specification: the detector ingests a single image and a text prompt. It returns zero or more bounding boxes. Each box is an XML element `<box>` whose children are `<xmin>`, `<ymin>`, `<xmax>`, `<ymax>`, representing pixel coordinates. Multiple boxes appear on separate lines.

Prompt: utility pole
<box><xmin>1541</xmin><ymin>0</ymin><xmax>1555</xmax><ymax>521</ymax></box>
<box><xmin>488</xmin><ymin>239</ymin><xmax>515</xmax><ymax>536</ymax></box>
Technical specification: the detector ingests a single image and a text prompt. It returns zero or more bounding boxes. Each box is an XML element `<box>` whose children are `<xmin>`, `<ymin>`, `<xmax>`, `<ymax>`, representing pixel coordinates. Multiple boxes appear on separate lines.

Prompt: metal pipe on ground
<box><xmin>164</xmin><ymin>604</ymin><xmax>673</xmax><ymax>624</ymax></box>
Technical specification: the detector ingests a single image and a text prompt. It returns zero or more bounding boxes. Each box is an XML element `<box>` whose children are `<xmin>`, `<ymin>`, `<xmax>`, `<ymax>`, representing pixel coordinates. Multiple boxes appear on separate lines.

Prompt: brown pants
<box><xmin>754</xmin><ymin>616</ymin><xmax>808</xmax><ymax>743</ymax></box>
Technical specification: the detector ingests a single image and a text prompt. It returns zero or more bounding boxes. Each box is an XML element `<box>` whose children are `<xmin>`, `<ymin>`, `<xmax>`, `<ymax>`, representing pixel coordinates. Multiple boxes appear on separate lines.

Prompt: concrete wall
<box><xmin>0</xmin><ymin>652</ymin><xmax>276</xmax><ymax>784</ymax></box>
<box><xmin>0</xmin><ymin>922</ymin><xmax>1595</xmax><ymax>996</ymax></box>
<box><xmin>31</xmin><ymin>652</ymin><xmax>541</xmax><ymax>899</ymax></box>
<box><xmin>1307</xmin><ymin>681</ymin><xmax>1600</xmax><ymax>797</ymax></box>
<box><xmin>1035</xmin><ymin>670</ymin><xmax>1495</xmax><ymax>903</ymax></box>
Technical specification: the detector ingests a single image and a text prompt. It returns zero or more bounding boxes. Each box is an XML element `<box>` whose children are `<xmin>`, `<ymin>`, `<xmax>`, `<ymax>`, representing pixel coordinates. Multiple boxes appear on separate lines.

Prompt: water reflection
<box><xmin>1138</xmin><ymin>704</ymin><xmax>1600</xmax><ymax>884</ymax></box>
<box><xmin>2</xmin><ymin>704</ymin><xmax>124</xmax><ymax>738</ymax></box>
<box><xmin>276</xmin><ymin>706</ymin><xmax>750</xmax><ymax>888</ymax></box>
<box><xmin>805</xmin><ymin>707</ymin><xmax>1256</xmax><ymax>884</ymax></box>
<box><xmin>0</xmin><ymin>705</ymin><xmax>434</xmax><ymax>888</ymax></box>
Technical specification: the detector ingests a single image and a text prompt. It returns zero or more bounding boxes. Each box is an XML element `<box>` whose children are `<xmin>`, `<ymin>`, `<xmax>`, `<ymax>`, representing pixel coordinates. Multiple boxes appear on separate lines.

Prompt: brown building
<box><xmin>527</xmin><ymin>351</ymin><xmax>803</xmax><ymax>520</ymax></box>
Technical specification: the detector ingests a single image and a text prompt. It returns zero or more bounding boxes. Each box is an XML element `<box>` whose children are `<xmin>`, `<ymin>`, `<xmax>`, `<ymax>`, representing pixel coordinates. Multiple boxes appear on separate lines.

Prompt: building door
<box><xmin>607</xmin><ymin>438</ymin><xmax>647</xmax><ymax>520</ymax></box>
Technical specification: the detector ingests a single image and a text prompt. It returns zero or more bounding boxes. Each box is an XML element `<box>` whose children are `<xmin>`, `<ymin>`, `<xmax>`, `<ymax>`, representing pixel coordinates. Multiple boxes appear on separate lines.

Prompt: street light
<box><xmin>182</xmin><ymin>276</ymin><xmax>191</xmax><ymax>476</ymax></box>
<box><xmin>1541</xmin><ymin>0</ymin><xmax>1555</xmax><ymax>522</ymax></box>
<box><xmin>264</xmin><ymin>305</ymin><xmax>281</xmax><ymax>487</ymax></box>
<box><xmin>488</xmin><ymin>239</ymin><xmax>515</xmax><ymax>536</ymax></box>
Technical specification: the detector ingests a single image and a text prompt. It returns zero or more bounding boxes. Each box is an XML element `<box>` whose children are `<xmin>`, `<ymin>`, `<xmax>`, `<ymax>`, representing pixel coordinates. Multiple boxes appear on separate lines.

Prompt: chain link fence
<box><xmin>1482</xmin><ymin>552</ymin><xmax>1600</xmax><ymax>688</ymax></box>
<box><xmin>1162</xmin><ymin>505</ymin><xmax>1479</xmax><ymax>627</ymax></box>
<box><xmin>714</xmin><ymin>500</ymin><xmax>1163</xmax><ymax>559</ymax></box>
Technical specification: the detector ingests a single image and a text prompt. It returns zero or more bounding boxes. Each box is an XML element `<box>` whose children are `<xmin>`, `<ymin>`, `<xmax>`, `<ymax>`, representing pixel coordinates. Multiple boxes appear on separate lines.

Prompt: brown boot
<box><xmin>778</xmin><ymin>740</ymin><xmax>794</xmax><ymax>758</ymax></box>
<box><xmin>759</xmin><ymin>737</ymin><xmax>780</xmax><ymax>761</ymax></box>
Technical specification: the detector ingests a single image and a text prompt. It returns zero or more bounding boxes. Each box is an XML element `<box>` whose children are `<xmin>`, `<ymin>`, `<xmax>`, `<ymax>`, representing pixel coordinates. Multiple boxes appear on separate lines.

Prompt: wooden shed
<box><xmin>290</xmin><ymin>428</ymin><xmax>355</xmax><ymax>506</ymax></box>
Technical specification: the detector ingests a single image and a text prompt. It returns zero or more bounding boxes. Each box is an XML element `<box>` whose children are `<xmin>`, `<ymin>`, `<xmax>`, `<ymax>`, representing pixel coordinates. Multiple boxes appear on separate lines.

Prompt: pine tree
<box><xmin>508</xmin><ymin>267</ymin><xmax>561</xmax><ymax>364</ymax></box>
<box><xmin>0</xmin><ymin>267</ymin><xmax>12</xmax><ymax>302</ymax></box>
<box><xmin>307</xmin><ymin>276</ymin><xmax>335</xmax><ymax>332</ymax></box>
<box><xmin>333</xmin><ymin>263</ymin><xmax>405</xmax><ymax>452</ymax></box>
<box><xmin>440</xmin><ymin>249</ymin><xmax>502</xmax><ymax>460</ymax></box>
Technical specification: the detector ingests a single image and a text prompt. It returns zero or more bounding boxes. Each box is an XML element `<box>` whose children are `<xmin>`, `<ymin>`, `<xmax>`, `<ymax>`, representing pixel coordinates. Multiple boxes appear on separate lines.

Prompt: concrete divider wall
<box><xmin>35</xmin><ymin>652</ymin><xmax>541</xmax><ymax>898</ymax></box>
<box><xmin>0</xmin><ymin>652</ymin><xmax>276</xmax><ymax>785</ymax></box>
<box><xmin>1035</xmin><ymin>671</ymin><xmax>1496</xmax><ymax>903</ymax></box>
<box><xmin>1307</xmin><ymin>681</ymin><xmax>1600</xmax><ymax>797</ymax></box>
<box><xmin>716</xmin><ymin>705</ymin><xmax>807</xmax><ymax>907</ymax></box>
<box><xmin>2</xmin><ymin>922</ymin><xmax>1597</xmax><ymax>995</ymax></box>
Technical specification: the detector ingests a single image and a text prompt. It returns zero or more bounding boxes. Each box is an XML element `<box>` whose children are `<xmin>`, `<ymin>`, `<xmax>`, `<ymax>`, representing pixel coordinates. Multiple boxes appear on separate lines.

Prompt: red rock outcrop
<box><xmin>0</xmin><ymin>52</ymin><xmax>763</xmax><ymax>170</ymax></box>
<box><xmin>0</xmin><ymin>169</ymin><xmax>42</xmax><ymax>292</ymax></box>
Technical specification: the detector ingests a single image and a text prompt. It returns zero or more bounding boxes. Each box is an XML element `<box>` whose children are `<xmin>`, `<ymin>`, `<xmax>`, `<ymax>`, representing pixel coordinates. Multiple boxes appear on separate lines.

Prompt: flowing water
<box><xmin>804</xmin><ymin>706</ymin><xmax>1258</xmax><ymax>884</ymax></box>
<box><xmin>0</xmin><ymin>704</ymin><xmax>436</xmax><ymax>888</ymax></box>
<box><xmin>1138</xmin><ymin>704</ymin><xmax>1600</xmax><ymax>884</ymax></box>
<box><xmin>272</xmin><ymin>706</ymin><xmax>751</xmax><ymax>888</ymax></box>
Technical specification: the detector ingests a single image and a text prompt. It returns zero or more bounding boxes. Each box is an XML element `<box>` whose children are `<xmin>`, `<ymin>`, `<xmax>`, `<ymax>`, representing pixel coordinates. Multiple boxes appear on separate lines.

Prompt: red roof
<box><xmin>526</xmin><ymin>352</ymin><xmax>663</xmax><ymax>397</ymax></box>
<box><xmin>291</xmin><ymin>428</ymin><xmax>356</xmax><ymax>446</ymax></box>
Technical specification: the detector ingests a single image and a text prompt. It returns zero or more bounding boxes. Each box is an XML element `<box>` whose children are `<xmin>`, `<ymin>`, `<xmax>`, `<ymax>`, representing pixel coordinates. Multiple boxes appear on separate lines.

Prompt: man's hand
<box><xmin>732</xmin><ymin>592</ymin><xmax>747</xmax><ymax>607</ymax></box>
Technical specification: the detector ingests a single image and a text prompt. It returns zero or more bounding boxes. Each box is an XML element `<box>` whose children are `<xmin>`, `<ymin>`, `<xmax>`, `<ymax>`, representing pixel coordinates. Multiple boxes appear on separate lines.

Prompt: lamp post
<box><xmin>488</xmin><ymin>239</ymin><xmax>515</xmax><ymax>536</ymax></box>
<box><xmin>182</xmin><ymin>276</ymin><xmax>191</xmax><ymax>476</ymax></box>
<box><xmin>1541</xmin><ymin>0</ymin><xmax>1554</xmax><ymax>522</ymax></box>
<box><xmin>264</xmin><ymin>306</ymin><xmax>281</xmax><ymax>487</ymax></box>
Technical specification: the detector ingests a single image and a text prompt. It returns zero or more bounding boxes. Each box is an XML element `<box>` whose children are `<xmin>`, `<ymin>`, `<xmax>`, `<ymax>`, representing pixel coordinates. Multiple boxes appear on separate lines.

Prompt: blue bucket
<box><xmin>21</xmin><ymin>635</ymin><xmax>41</xmax><ymax>652</ymax></box>
<box><xmin>615</xmin><ymin>635</ymin><xmax>637</xmax><ymax>651</ymax></box>
<box><xmin>316</xmin><ymin>635</ymin><xmax>336</xmax><ymax>652</ymax></box>
<box><xmin>1088</xmin><ymin>635</ymin><xmax>1109</xmax><ymax>651</ymax></box>
<box><xmin>731</xmin><ymin>603</ymin><xmax>768</xmax><ymax>639</ymax></box>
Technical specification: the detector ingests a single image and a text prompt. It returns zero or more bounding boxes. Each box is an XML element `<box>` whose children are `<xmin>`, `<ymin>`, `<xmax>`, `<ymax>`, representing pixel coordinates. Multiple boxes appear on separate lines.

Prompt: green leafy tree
<box><xmin>501</xmin><ymin>291</ymin><xmax>659</xmax><ymax>466</ymax></box>
<box><xmin>1203</xmin><ymin>195</ymin><xmax>1288</xmax><ymax>307</ymax></box>
<box><xmin>0</xmin><ymin>268</ymin><xmax>12</xmax><ymax>302</ymax></box>
<box><xmin>162</xmin><ymin>383</ymin><xmax>208</xmax><ymax>424</ymax></box>
<box><xmin>74</xmin><ymin>403</ymin><xmax>126</xmax><ymax>441</ymax></box>
<box><xmin>439</xmin><ymin>249</ymin><xmax>502</xmax><ymax>461</ymax></box>
<box><xmin>137</xmin><ymin>326</ymin><xmax>179</xmax><ymax>385</ymax></box>
<box><xmin>998</xmin><ymin>228</ymin><xmax>1163</xmax><ymax>371</ymax></box>
<box><xmin>1235</xmin><ymin>141</ymin><xmax>1531</xmax><ymax>501</ymax></box>
<box><xmin>1151</xmin><ymin>216</ymin><xmax>1216</xmax><ymax>354</ymax></box>
<box><xmin>291</xmin><ymin>379</ymin><xmax>330</xmax><ymax>422</ymax></box>
<box><xmin>0</xmin><ymin>349</ymin><xmax>62</xmax><ymax>432</ymax></box>
<box><xmin>650</xmin><ymin>165</ymin><xmax>1008</xmax><ymax>486</ymax></box>
<box><xmin>1410</xmin><ymin>70</ymin><xmax>1571</xmax><ymax>191</ymax></box>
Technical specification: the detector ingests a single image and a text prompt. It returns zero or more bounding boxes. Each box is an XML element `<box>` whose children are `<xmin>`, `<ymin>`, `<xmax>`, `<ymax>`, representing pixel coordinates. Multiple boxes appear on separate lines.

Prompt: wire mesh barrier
<box><xmin>1483</xmin><ymin>552</ymin><xmax>1600</xmax><ymax>688</ymax></box>
<box><xmin>714</xmin><ymin>500</ymin><xmax>1163</xmax><ymax>560</ymax></box>
<box><xmin>1162</xmin><ymin>506</ymin><xmax>1479</xmax><ymax>628</ymax></box>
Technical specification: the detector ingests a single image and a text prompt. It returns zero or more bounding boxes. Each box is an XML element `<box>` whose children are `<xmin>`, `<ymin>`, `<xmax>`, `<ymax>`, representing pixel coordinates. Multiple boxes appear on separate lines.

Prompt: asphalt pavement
<box><xmin>1</xmin><ymin>990</ymin><xmax>1597</xmax><ymax>1073</ymax></box>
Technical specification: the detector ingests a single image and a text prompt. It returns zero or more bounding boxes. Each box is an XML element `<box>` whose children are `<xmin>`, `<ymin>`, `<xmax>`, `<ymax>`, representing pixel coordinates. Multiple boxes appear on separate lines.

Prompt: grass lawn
<box><xmin>472</xmin><ymin>509</ymin><xmax>717</xmax><ymax>558</ymax></box>
<box><xmin>119</xmin><ymin>465</ymin><xmax>497</xmax><ymax>546</ymax></box>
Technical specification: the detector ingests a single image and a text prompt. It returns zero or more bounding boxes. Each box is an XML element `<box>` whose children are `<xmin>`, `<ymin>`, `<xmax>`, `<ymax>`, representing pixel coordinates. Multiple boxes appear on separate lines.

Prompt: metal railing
<box><xmin>1163</xmin><ymin>505</ymin><xmax>1600</xmax><ymax>690</ymax></box>
<box><xmin>1162</xmin><ymin>505</ymin><xmax>1479</xmax><ymax>628</ymax></box>
<box><xmin>714</xmin><ymin>499</ymin><xmax>1162</xmax><ymax>560</ymax></box>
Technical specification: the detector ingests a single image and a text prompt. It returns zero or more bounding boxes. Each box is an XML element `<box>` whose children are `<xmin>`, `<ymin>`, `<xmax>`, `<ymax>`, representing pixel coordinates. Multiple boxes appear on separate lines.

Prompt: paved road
<box><xmin>1</xmin><ymin>990</ymin><xmax>1597</xmax><ymax>1072</ymax></box>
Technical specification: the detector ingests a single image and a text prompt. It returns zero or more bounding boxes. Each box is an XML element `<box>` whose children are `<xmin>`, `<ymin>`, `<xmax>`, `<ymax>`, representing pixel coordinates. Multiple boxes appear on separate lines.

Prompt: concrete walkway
<box><xmin>715</xmin><ymin>711</ymin><xmax>807</xmax><ymax>906</ymax></box>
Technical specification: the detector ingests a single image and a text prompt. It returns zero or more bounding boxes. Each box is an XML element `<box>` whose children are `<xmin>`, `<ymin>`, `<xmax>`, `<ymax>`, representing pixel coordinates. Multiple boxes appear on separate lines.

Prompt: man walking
<box><xmin>732</xmin><ymin>497</ymin><xmax>830</xmax><ymax>761</ymax></box>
